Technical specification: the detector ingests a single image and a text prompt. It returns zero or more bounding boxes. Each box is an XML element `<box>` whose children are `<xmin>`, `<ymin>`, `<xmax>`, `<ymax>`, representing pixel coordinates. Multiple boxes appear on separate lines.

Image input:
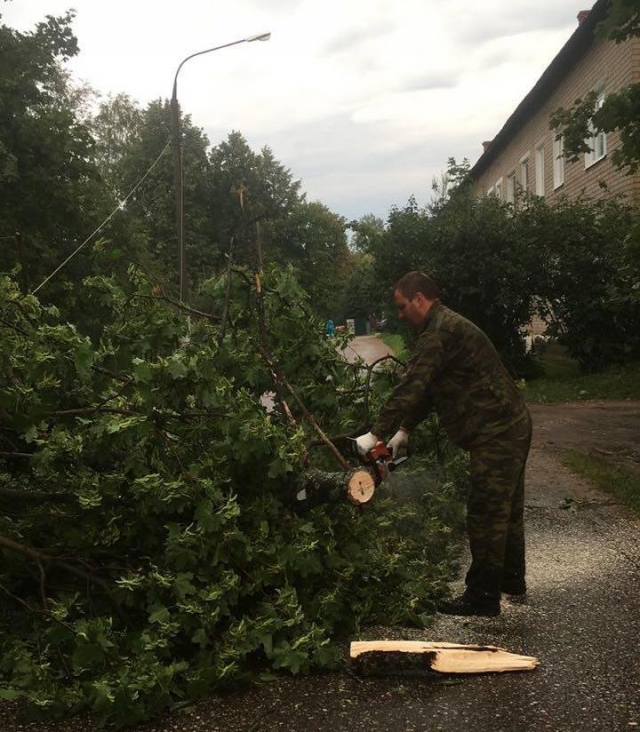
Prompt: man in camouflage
<box><xmin>356</xmin><ymin>271</ymin><xmax>532</xmax><ymax>617</ymax></box>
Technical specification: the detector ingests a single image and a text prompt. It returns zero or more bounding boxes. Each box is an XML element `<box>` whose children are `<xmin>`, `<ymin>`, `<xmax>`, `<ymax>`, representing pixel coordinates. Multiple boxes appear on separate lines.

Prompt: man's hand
<box><xmin>387</xmin><ymin>428</ymin><xmax>409</xmax><ymax>459</ymax></box>
<box><xmin>355</xmin><ymin>431</ymin><xmax>379</xmax><ymax>458</ymax></box>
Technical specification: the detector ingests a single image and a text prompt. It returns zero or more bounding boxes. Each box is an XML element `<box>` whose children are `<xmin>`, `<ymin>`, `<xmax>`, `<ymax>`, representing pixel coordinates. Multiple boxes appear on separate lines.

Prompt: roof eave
<box><xmin>469</xmin><ymin>0</ymin><xmax>610</xmax><ymax>181</ymax></box>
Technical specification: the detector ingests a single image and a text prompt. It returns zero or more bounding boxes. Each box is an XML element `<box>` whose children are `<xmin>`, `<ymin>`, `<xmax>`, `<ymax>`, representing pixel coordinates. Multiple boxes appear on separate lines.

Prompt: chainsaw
<box><xmin>294</xmin><ymin>440</ymin><xmax>408</xmax><ymax>507</ymax></box>
<box><xmin>343</xmin><ymin>439</ymin><xmax>408</xmax><ymax>505</ymax></box>
<box><xmin>351</xmin><ymin>440</ymin><xmax>408</xmax><ymax>485</ymax></box>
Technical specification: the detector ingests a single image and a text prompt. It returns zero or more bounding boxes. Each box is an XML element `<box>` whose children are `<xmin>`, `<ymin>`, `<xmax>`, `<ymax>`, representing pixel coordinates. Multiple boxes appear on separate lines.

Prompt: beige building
<box><xmin>471</xmin><ymin>0</ymin><xmax>640</xmax><ymax>205</ymax></box>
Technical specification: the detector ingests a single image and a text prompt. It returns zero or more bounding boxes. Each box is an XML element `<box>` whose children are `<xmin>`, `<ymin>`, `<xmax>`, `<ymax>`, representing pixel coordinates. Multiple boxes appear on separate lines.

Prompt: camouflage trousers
<box><xmin>464</xmin><ymin>411</ymin><xmax>533</xmax><ymax>600</ymax></box>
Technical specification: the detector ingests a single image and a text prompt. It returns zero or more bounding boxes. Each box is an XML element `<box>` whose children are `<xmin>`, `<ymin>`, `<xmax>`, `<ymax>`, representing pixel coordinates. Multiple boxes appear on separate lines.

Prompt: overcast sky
<box><xmin>3</xmin><ymin>0</ymin><xmax>589</xmax><ymax>221</ymax></box>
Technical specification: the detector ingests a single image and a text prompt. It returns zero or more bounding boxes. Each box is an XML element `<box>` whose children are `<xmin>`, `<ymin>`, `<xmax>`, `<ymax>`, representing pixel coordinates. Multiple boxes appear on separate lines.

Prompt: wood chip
<box><xmin>350</xmin><ymin>640</ymin><xmax>539</xmax><ymax>673</ymax></box>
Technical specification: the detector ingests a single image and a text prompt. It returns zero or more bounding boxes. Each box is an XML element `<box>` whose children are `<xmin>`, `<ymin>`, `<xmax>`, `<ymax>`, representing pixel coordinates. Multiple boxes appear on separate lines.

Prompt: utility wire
<box><xmin>33</xmin><ymin>141</ymin><xmax>171</xmax><ymax>295</ymax></box>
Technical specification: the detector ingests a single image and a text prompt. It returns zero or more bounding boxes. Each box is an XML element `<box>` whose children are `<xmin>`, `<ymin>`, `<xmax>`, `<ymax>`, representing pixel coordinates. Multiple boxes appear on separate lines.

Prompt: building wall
<box><xmin>473</xmin><ymin>33</ymin><xmax>640</xmax><ymax>205</ymax></box>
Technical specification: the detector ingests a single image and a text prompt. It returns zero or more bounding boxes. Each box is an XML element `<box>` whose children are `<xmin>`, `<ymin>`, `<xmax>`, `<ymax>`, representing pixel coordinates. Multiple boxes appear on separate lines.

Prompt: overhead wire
<box><xmin>33</xmin><ymin>141</ymin><xmax>172</xmax><ymax>295</ymax></box>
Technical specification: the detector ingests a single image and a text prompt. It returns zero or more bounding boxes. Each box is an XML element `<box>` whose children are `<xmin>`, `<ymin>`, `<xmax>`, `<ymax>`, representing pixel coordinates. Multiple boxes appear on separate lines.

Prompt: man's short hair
<box><xmin>395</xmin><ymin>271</ymin><xmax>441</xmax><ymax>300</ymax></box>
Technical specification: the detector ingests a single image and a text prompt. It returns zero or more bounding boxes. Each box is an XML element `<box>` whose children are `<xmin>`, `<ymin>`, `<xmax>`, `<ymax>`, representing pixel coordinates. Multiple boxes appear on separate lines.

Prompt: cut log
<box><xmin>346</xmin><ymin>469</ymin><xmax>376</xmax><ymax>505</ymax></box>
<box><xmin>294</xmin><ymin>468</ymin><xmax>376</xmax><ymax>506</ymax></box>
<box><xmin>350</xmin><ymin>640</ymin><xmax>539</xmax><ymax>674</ymax></box>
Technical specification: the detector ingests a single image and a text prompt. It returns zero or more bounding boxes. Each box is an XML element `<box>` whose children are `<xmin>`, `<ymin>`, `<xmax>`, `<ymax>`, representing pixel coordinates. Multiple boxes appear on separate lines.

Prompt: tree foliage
<box><xmin>0</xmin><ymin>11</ymin><xmax>107</xmax><ymax>296</ymax></box>
<box><xmin>268</xmin><ymin>201</ymin><xmax>351</xmax><ymax>317</ymax></box>
<box><xmin>526</xmin><ymin>195</ymin><xmax>640</xmax><ymax>369</ymax></box>
<box><xmin>368</xmin><ymin>173</ymin><xmax>542</xmax><ymax>374</ymax></box>
<box><xmin>368</xmin><ymin>160</ymin><xmax>640</xmax><ymax>374</ymax></box>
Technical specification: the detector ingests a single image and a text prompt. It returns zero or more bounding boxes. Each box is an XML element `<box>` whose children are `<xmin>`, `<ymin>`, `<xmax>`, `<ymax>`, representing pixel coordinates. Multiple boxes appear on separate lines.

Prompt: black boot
<box><xmin>438</xmin><ymin>592</ymin><xmax>500</xmax><ymax>617</ymax></box>
<box><xmin>501</xmin><ymin>573</ymin><xmax>526</xmax><ymax>596</ymax></box>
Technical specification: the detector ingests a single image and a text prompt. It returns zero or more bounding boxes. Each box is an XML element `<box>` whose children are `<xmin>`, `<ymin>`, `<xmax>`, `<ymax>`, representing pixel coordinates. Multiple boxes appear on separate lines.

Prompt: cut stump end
<box><xmin>347</xmin><ymin>469</ymin><xmax>376</xmax><ymax>505</ymax></box>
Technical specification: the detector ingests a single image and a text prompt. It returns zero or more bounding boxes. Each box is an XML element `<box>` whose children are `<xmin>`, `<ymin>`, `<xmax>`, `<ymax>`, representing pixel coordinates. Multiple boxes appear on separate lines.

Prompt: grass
<box><xmin>377</xmin><ymin>333</ymin><xmax>640</xmax><ymax>403</ymax></box>
<box><xmin>562</xmin><ymin>449</ymin><xmax>640</xmax><ymax>515</ymax></box>
<box><xmin>522</xmin><ymin>355</ymin><xmax>640</xmax><ymax>403</ymax></box>
<box><xmin>377</xmin><ymin>333</ymin><xmax>410</xmax><ymax>361</ymax></box>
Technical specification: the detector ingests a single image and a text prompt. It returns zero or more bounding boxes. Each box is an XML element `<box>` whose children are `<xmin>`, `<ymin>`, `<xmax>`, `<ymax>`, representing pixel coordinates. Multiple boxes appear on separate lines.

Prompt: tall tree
<box><xmin>91</xmin><ymin>93</ymin><xmax>144</xmax><ymax>196</ymax></box>
<box><xmin>0</xmin><ymin>11</ymin><xmax>106</xmax><ymax>297</ymax></box>
<box><xmin>208</xmin><ymin>132</ymin><xmax>303</xmax><ymax>270</ymax></box>
<box><xmin>269</xmin><ymin>201</ymin><xmax>350</xmax><ymax>317</ymax></box>
<box><xmin>349</xmin><ymin>214</ymin><xmax>385</xmax><ymax>254</ymax></box>
<box><xmin>94</xmin><ymin>98</ymin><xmax>213</xmax><ymax>293</ymax></box>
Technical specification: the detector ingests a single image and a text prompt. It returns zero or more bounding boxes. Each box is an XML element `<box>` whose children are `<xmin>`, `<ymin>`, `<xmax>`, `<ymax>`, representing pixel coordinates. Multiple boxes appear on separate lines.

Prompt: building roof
<box><xmin>469</xmin><ymin>0</ymin><xmax>610</xmax><ymax>179</ymax></box>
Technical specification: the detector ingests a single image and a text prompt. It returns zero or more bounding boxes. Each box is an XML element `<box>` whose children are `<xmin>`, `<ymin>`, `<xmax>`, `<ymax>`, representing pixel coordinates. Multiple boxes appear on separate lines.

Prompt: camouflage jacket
<box><xmin>372</xmin><ymin>302</ymin><xmax>528</xmax><ymax>449</ymax></box>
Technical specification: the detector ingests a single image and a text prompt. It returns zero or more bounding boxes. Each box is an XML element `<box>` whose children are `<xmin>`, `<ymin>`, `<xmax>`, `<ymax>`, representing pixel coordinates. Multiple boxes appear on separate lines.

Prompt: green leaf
<box><xmin>0</xmin><ymin>688</ymin><xmax>22</xmax><ymax>700</ymax></box>
<box><xmin>74</xmin><ymin>340</ymin><xmax>95</xmax><ymax>375</ymax></box>
<box><xmin>148</xmin><ymin>604</ymin><xmax>170</xmax><ymax>624</ymax></box>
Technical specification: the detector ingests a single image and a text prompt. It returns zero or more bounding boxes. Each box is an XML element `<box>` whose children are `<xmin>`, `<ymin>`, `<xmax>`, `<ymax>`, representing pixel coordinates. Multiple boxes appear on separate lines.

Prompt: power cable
<box><xmin>33</xmin><ymin>141</ymin><xmax>171</xmax><ymax>295</ymax></box>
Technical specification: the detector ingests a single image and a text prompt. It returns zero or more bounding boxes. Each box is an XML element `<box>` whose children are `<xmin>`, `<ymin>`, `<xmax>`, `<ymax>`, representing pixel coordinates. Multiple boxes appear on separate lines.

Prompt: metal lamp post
<box><xmin>170</xmin><ymin>32</ymin><xmax>271</xmax><ymax>304</ymax></box>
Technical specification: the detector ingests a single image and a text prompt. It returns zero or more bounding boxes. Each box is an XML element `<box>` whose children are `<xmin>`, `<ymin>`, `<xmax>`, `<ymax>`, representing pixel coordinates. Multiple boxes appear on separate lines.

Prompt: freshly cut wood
<box><xmin>350</xmin><ymin>640</ymin><xmax>539</xmax><ymax>673</ymax></box>
<box><xmin>346</xmin><ymin>469</ymin><xmax>376</xmax><ymax>505</ymax></box>
<box><xmin>294</xmin><ymin>468</ymin><xmax>376</xmax><ymax>506</ymax></box>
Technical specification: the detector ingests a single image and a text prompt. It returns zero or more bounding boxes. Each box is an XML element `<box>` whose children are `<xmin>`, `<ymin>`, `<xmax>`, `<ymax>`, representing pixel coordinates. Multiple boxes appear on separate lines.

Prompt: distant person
<box><xmin>325</xmin><ymin>318</ymin><xmax>336</xmax><ymax>337</ymax></box>
<box><xmin>355</xmin><ymin>271</ymin><xmax>532</xmax><ymax>617</ymax></box>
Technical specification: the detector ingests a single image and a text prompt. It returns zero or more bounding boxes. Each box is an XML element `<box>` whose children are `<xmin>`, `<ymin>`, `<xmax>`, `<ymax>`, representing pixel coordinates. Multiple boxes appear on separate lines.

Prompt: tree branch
<box><xmin>0</xmin><ymin>486</ymin><xmax>75</xmax><ymax>503</ymax></box>
<box><xmin>0</xmin><ymin>580</ymin><xmax>73</xmax><ymax>633</ymax></box>
<box><xmin>0</xmin><ymin>535</ymin><xmax>127</xmax><ymax>623</ymax></box>
<box><xmin>0</xmin><ymin>316</ymin><xmax>29</xmax><ymax>336</ymax></box>
<box><xmin>217</xmin><ymin>235</ymin><xmax>236</xmax><ymax>345</ymax></box>
<box><xmin>130</xmin><ymin>294</ymin><xmax>221</xmax><ymax>322</ymax></box>
<box><xmin>256</xmin><ymin>342</ymin><xmax>352</xmax><ymax>471</ymax></box>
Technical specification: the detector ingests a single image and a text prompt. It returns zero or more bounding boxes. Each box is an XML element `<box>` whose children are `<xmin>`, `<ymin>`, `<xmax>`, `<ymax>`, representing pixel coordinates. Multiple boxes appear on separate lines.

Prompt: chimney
<box><xmin>482</xmin><ymin>140</ymin><xmax>493</xmax><ymax>152</ymax></box>
<box><xmin>577</xmin><ymin>10</ymin><xmax>590</xmax><ymax>25</ymax></box>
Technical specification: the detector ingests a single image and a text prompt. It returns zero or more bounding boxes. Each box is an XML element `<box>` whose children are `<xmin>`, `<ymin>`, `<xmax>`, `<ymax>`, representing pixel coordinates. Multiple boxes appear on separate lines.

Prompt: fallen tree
<box><xmin>0</xmin><ymin>268</ymin><xmax>466</xmax><ymax>726</ymax></box>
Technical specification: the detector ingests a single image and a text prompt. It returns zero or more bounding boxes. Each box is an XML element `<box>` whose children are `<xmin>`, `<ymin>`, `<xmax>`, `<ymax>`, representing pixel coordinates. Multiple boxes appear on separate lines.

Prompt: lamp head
<box><xmin>247</xmin><ymin>32</ymin><xmax>271</xmax><ymax>42</ymax></box>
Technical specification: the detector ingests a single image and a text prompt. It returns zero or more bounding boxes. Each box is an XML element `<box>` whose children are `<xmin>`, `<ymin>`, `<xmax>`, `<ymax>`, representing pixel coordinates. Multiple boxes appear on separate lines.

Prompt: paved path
<box><xmin>338</xmin><ymin>334</ymin><xmax>397</xmax><ymax>365</ymax></box>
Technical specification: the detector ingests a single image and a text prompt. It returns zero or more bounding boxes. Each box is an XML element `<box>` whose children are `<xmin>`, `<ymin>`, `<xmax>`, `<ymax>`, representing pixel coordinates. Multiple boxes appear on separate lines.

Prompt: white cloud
<box><xmin>2</xmin><ymin>0</ymin><xmax>586</xmax><ymax>220</ymax></box>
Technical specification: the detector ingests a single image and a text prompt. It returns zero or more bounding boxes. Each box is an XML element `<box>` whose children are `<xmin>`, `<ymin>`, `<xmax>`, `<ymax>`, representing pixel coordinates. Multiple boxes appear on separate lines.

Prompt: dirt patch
<box><xmin>529</xmin><ymin>400</ymin><xmax>640</xmax><ymax>476</ymax></box>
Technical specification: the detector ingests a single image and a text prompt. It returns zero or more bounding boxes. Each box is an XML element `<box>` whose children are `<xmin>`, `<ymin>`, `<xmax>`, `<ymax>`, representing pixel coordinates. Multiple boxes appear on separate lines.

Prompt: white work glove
<box><xmin>387</xmin><ymin>428</ymin><xmax>410</xmax><ymax>459</ymax></box>
<box><xmin>355</xmin><ymin>431</ymin><xmax>379</xmax><ymax>458</ymax></box>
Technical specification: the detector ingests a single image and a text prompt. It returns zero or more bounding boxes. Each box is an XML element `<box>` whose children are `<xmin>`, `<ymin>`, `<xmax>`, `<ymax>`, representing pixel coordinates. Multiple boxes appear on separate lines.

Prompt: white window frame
<box><xmin>487</xmin><ymin>185</ymin><xmax>495</xmax><ymax>196</ymax></box>
<box><xmin>519</xmin><ymin>153</ymin><xmax>530</xmax><ymax>193</ymax></box>
<box><xmin>535</xmin><ymin>142</ymin><xmax>545</xmax><ymax>196</ymax></box>
<box><xmin>494</xmin><ymin>177</ymin><xmax>503</xmax><ymax>200</ymax></box>
<box><xmin>505</xmin><ymin>172</ymin><xmax>517</xmax><ymax>204</ymax></box>
<box><xmin>585</xmin><ymin>92</ymin><xmax>607</xmax><ymax>168</ymax></box>
<box><xmin>553</xmin><ymin>135</ymin><xmax>564</xmax><ymax>189</ymax></box>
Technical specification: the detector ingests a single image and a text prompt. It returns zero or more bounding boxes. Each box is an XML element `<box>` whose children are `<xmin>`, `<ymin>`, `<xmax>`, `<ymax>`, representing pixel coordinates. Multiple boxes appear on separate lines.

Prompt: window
<box><xmin>494</xmin><ymin>177</ymin><xmax>503</xmax><ymax>200</ymax></box>
<box><xmin>585</xmin><ymin>92</ymin><xmax>607</xmax><ymax>167</ymax></box>
<box><xmin>487</xmin><ymin>185</ymin><xmax>495</xmax><ymax>196</ymax></box>
<box><xmin>519</xmin><ymin>156</ymin><xmax>529</xmax><ymax>193</ymax></box>
<box><xmin>535</xmin><ymin>144</ymin><xmax>545</xmax><ymax>196</ymax></box>
<box><xmin>506</xmin><ymin>172</ymin><xmax>516</xmax><ymax>203</ymax></box>
<box><xmin>553</xmin><ymin>135</ymin><xmax>564</xmax><ymax>189</ymax></box>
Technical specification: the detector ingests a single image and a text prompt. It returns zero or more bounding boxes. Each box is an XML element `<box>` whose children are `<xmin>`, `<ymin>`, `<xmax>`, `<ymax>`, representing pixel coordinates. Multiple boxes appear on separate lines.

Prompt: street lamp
<box><xmin>170</xmin><ymin>32</ymin><xmax>271</xmax><ymax>304</ymax></box>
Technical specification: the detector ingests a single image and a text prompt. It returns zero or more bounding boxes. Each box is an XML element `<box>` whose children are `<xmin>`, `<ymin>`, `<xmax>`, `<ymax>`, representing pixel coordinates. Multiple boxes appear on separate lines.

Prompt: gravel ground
<box><xmin>2</xmin><ymin>337</ymin><xmax>639</xmax><ymax>731</ymax></box>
